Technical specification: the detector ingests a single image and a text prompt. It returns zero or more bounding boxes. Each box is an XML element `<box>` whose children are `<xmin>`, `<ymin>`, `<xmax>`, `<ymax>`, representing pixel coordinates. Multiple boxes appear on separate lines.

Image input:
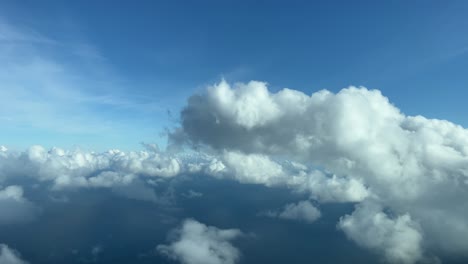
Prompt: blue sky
<box><xmin>1</xmin><ymin>0</ymin><xmax>468</xmax><ymax>150</ymax></box>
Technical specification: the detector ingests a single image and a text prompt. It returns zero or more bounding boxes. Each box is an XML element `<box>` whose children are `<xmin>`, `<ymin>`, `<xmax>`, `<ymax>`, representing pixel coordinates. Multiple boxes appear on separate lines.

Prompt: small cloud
<box><xmin>263</xmin><ymin>200</ymin><xmax>321</xmax><ymax>223</ymax></box>
<box><xmin>157</xmin><ymin>219</ymin><xmax>243</xmax><ymax>264</ymax></box>
<box><xmin>0</xmin><ymin>244</ymin><xmax>29</xmax><ymax>264</ymax></box>
<box><xmin>182</xmin><ymin>190</ymin><xmax>203</xmax><ymax>199</ymax></box>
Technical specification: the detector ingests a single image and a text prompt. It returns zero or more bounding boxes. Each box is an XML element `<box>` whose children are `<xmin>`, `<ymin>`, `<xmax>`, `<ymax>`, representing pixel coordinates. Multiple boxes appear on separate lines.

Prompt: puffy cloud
<box><xmin>338</xmin><ymin>202</ymin><xmax>423</xmax><ymax>264</ymax></box>
<box><xmin>215</xmin><ymin>151</ymin><xmax>286</xmax><ymax>186</ymax></box>
<box><xmin>157</xmin><ymin>219</ymin><xmax>243</xmax><ymax>264</ymax></box>
<box><xmin>188</xmin><ymin>151</ymin><xmax>369</xmax><ymax>203</ymax></box>
<box><xmin>175</xmin><ymin>80</ymin><xmax>468</xmax><ymax>262</ymax></box>
<box><xmin>286</xmin><ymin>170</ymin><xmax>369</xmax><ymax>203</ymax></box>
<box><xmin>0</xmin><ymin>186</ymin><xmax>24</xmax><ymax>201</ymax></box>
<box><xmin>0</xmin><ymin>186</ymin><xmax>37</xmax><ymax>225</ymax></box>
<box><xmin>0</xmin><ymin>244</ymin><xmax>28</xmax><ymax>264</ymax></box>
<box><xmin>177</xmin><ymin>81</ymin><xmax>468</xmax><ymax>197</ymax></box>
<box><xmin>205</xmin><ymin>80</ymin><xmax>281</xmax><ymax>129</ymax></box>
<box><xmin>265</xmin><ymin>200</ymin><xmax>321</xmax><ymax>223</ymax></box>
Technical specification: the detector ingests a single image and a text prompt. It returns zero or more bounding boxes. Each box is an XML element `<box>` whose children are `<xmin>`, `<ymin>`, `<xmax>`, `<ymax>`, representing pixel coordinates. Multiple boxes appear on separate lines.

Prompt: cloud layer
<box><xmin>2</xmin><ymin>80</ymin><xmax>468</xmax><ymax>263</ymax></box>
<box><xmin>0</xmin><ymin>144</ymin><xmax>180</xmax><ymax>190</ymax></box>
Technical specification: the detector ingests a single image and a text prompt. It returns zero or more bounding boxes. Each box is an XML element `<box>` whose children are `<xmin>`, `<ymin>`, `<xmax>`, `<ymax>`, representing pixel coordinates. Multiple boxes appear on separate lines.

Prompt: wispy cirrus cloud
<box><xmin>0</xmin><ymin>19</ymin><xmax>166</xmax><ymax>149</ymax></box>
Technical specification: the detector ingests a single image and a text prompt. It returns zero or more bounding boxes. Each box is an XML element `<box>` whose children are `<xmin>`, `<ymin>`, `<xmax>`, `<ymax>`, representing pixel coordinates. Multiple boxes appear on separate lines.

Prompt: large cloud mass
<box><xmin>173</xmin><ymin>80</ymin><xmax>468</xmax><ymax>263</ymax></box>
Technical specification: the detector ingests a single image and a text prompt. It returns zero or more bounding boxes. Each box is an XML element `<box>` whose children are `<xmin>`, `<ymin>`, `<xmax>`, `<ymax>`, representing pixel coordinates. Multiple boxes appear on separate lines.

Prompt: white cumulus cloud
<box><xmin>338</xmin><ymin>202</ymin><xmax>423</xmax><ymax>264</ymax></box>
<box><xmin>157</xmin><ymin>219</ymin><xmax>243</xmax><ymax>264</ymax></box>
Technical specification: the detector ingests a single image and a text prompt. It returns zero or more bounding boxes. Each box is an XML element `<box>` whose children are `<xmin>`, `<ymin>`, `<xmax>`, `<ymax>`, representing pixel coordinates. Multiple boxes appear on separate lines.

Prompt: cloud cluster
<box><xmin>0</xmin><ymin>144</ymin><xmax>181</xmax><ymax>189</ymax></box>
<box><xmin>157</xmin><ymin>219</ymin><xmax>243</xmax><ymax>264</ymax></box>
<box><xmin>1</xmin><ymin>143</ymin><xmax>368</xmax><ymax>205</ymax></box>
<box><xmin>174</xmin><ymin>80</ymin><xmax>468</xmax><ymax>263</ymax></box>
<box><xmin>0</xmin><ymin>244</ymin><xmax>28</xmax><ymax>264</ymax></box>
